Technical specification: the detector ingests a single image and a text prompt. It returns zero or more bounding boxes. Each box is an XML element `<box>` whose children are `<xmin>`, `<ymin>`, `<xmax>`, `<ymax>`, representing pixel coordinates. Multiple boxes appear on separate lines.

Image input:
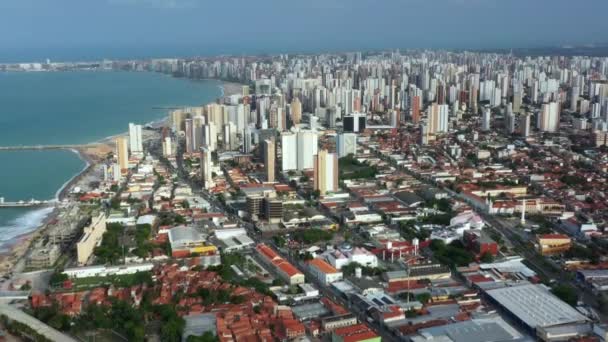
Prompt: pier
<box><xmin>0</xmin><ymin>144</ymin><xmax>90</xmax><ymax>151</ymax></box>
<box><xmin>0</xmin><ymin>198</ymin><xmax>53</xmax><ymax>208</ymax></box>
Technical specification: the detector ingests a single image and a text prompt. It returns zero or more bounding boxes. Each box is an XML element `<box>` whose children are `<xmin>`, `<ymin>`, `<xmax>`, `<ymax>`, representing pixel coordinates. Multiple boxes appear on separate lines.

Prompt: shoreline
<box><xmin>0</xmin><ymin>77</ymin><xmax>239</xmax><ymax>272</ymax></box>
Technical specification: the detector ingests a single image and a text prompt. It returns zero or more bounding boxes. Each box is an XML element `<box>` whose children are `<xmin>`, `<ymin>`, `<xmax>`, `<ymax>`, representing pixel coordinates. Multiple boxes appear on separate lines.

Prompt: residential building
<box><xmin>314</xmin><ymin>149</ymin><xmax>339</xmax><ymax>195</ymax></box>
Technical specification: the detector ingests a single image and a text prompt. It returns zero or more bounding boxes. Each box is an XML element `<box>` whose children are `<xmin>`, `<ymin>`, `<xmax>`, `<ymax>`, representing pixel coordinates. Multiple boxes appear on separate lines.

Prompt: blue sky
<box><xmin>1</xmin><ymin>0</ymin><xmax>608</xmax><ymax>61</ymax></box>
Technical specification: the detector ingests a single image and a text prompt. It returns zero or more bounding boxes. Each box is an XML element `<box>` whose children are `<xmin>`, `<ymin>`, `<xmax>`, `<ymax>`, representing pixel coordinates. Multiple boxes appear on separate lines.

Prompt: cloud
<box><xmin>107</xmin><ymin>0</ymin><xmax>200</xmax><ymax>9</ymax></box>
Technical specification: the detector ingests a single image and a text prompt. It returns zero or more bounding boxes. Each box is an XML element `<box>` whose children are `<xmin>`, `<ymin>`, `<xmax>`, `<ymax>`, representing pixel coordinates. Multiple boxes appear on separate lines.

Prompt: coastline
<box><xmin>0</xmin><ymin>77</ymin><xmax>239</xmax><ymax>275</ymax></box>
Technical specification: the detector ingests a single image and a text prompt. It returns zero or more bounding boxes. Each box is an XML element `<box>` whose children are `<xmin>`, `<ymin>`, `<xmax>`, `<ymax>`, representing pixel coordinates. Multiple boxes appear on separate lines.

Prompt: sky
<box><xmin>1</xmin><ymin>0</ymin><xmax>608</xmax><ymax>61</ymax></box>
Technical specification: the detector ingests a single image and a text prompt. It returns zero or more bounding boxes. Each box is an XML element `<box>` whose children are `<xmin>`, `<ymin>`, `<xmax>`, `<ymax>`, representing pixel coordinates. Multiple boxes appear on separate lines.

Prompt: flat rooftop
<box><xmin>485</xmin><ymin>284</ymin><xmax>587</xmax><ymax>329</ymax></box>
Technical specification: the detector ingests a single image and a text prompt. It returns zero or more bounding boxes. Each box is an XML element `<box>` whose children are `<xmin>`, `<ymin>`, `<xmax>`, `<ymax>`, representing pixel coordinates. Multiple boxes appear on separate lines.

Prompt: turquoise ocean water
<box><xmin>0</xmin><ymin>71</ymin><xmax>221</xmax><ymax>247</ymax></box>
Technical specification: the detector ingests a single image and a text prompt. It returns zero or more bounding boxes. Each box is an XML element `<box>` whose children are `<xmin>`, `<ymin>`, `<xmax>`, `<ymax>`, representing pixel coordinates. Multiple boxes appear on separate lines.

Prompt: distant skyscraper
<box><xmin>336</xmin><ymin>133</ymin><xmax>357</xmax><ymax>158</ymax></box>
<box><xmin>116</xmin><ymin>136</ymin><xmax>129</xmax><ymax>171</ymax></box>
<box><xmin>128</xmin><ymin>123</ymin><xmax>143</xmax><ymax>154</ymax></box>
<box><xmin>263</xmin><ymin>139</ymin><xmax>275</xmax><ymax>183</ymax></box>
<box><xmin>313</xmin><ymin>149</ymin><xmax>338</xmax><ymax>195</ymax></box>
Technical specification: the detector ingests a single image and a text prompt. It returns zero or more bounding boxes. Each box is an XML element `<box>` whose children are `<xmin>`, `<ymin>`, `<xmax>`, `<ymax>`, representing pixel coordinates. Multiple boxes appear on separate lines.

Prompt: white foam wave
<box><xmin>0</xmin><ymin>207</ymin><xmax>54</xmax><ymax>246</ymax></box>
<box><xmin>53</xmin><ymin>149</ymin><xmax>90</xmax><ymax>200</ymax></box>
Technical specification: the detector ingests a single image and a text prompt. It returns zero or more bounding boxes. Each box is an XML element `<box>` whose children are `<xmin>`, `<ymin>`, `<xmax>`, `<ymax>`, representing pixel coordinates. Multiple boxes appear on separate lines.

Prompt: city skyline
<box><xmin>2</xmin><ymin>0</ymin><xmax>608</xmax><ymax>63</ymax></box>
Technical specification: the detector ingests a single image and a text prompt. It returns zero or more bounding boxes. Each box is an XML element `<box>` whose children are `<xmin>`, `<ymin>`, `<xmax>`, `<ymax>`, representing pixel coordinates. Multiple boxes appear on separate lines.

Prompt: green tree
<box><xmin>551</xmin><ymin>284</ymin><xmax>578</xmax><ymax>306</ymax></box>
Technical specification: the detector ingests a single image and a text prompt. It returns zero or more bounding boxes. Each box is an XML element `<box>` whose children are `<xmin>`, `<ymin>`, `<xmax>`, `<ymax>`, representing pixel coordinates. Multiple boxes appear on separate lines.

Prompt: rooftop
<box><xmin>485</xmin><ymin>284</ymin><xmax>588</xmax><ymax>329</ymax></box>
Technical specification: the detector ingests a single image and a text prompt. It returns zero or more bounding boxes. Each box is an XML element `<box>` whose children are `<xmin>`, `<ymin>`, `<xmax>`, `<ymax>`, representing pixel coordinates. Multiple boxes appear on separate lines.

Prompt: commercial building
<box><xmin>322</xmin><ymin>314</ymin><xmax>358</xmax><ymax>332</ymax></box>
<box><xmin>255</xmin><ymin>243</ymin><xmax>305</xmax><ymax>285</ymax></box>
<box><xmin>308</xmin><ymin>258</ymin><xmax>343</xmax><ymax>285</ymax></box>
<box><xmin>314</xmin><ymin>149</ymin><xmax>339</xmax><ymax>195</ymax></box>
<box><xmin>336</xmin><ymin>133</ymin><xmax>357</xmax><ymax>158</ymax></box>
<box><xmin>410</xmin><ymin>315</ymin><xmax>524</xmax><ymax>342</ymax></box>
<box><xmin>76</xmin><ymin>213</ymin><xmax>107</xmax><ymax>265</ymax></box>
<box><xmin>325</xmin><ymin>247</ymin><xmax>378</xmax><ymax>270</ymax></box>
<box><xmin>384</xmin><ymin>263</ymin><xmax>451</xmax><ymax>282</ymax></box>
<box><xmin>536</xmin><ymin>234</ymin><xmax>571</xmax><ymax>256</ymax></box>
<box><xmin>168</xmin><ymin>226</ymin><xmax>217</xmax><ymax>258</ymax></box>
<box><xmin>484</xmin><ymin>284</ymin><xmax>588</xmax><ymax>334</ymax></box>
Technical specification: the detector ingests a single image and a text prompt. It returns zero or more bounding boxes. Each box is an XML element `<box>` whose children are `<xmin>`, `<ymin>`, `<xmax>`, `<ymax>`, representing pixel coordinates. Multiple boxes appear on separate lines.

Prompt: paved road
<box><xmin>0</xmin><ymin>304</ymin><xmax>78</xmax><ymax>341</ymax></box>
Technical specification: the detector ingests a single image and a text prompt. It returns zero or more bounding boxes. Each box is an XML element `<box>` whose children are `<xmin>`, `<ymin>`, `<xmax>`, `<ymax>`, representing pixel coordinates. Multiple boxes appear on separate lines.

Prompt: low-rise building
<box><xmin>168</xmin><ymin>226</ymin><xmax>217</xmax><ymax>258</ymax></box>
<box><xmin>255</xmin><ymin>243</ymin><xmax>305</xmax><ymax>285</ymax></box>
<box><xmin>332</xmin><ymin>323</ymin><xmax>380</xmax><ymax>342</ymax></box>
<box><xmin>308</xmin><ymin>258</ymin><xmax>343</xmax><ymax>285</ymax></box>
<box><xmin>76</xmin><ymin>213</ymin><xmax>107</xmax><ymax>265</ymax></box>
<box><xmin>537</xmin><ymin>234</ymin><xmax>571</xmax><ymax>255</ymax></box>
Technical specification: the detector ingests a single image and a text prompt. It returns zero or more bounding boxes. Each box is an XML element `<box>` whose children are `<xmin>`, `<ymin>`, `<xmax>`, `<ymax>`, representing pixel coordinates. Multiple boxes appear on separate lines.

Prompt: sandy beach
<box><xmin>0</xmin><ymin>78</ymin><xmax>236</xmax><ymax>276</ymax></box>
<box><xmin>0</xmin><ymin>143</ymin><xmax>112</xmax><ymax>276</ymax></box>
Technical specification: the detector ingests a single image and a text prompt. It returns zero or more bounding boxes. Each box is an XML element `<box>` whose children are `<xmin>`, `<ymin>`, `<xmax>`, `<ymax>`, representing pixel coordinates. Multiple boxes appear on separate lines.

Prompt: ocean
<box><xmin>0</xmin><ymin>71</ymin><xmax>222</xmax><ymax>248</ymax></box>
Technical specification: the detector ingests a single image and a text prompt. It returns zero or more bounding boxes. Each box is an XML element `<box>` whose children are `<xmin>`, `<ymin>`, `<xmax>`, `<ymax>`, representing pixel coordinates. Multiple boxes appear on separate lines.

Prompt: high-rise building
<box><xmin>538</xmin><ymin>102</ymin><xmax>560</xmax><ymax>132</ymax></box>
<box><xmin>263</xmin><ymin>139</ymin><xmax>275</xmax><ymax>183</ymax></box>
<box><xmin>162</xmin><ymin>136</ymin><xmax>173</xmax><ymax>157</ymax></box>
<box><xmin>281</xmin><ymin>132</ymin><xmax>297</xmax><ymax>171</ymax></box>
<box><xmin>185</xmin><ymin>118</ymin><xmax>194</xmax><ymax>154</ymax></box>
<box><xmin>116</xmin><ymin>136</ymin><xmax>129</xmax><ymax>171</ymax></box>
<box><xmin>593</xmin><ymin>130</ymin><xmax>608</xmax><ymax>147</ymax></box>
<box><xmin>411</xmin><ymin>95</ymin><xmax>421</xmax><ymax>123</ymax></box>
<box><xmin>313</xmin><ymin>149</ymin><xmax>339</xmax><ymax>195</ymax></box>
<box><xmin>291</xmin><ymin>98</ymin><xmax>302</xmax><ymax>125</ymax></box>
<box><xmin>200</xmin><ymin>147</ymin><xmax>214</xmax><ymax>190</ymax></box>
<box><xmin>428</xmin><ymin>103</ymin><xmax>449</xmax><ymax>133</ymax></box>
<box><xmin>243</xmin><ymin>125</ymin><xmax>253</xmax><ymax>154</ymax></box>
<box><xmin>519</xmin><ymin>114</ymin><xmax>531</xmax><ymax>137</ymax></box>
<box><xmin>202</xmin><ymin>123</ymin><xmax>217</xmax><ymax>151</ymax></box>
<box><xmin>128</xmin><ymin>123</ymin><xmax>143</xmax><ymax>154</ymax></box>
<box><xmin>343</xmin><ymin>113</ymin><xmax>366</xmax><ymax>133</ymax></box>
<box><xmin>571</xmin><ymin>87</ymin><xmax>580</xmax><ymax>112</ymax></box>
<box><xmin>336</xmin><ymin>133</ymin><xmax>357</xmax><ymax>158</ymax></box>
<box><xmin>297</xmin><ymin>130</ymin><xmax>318</xmax><ymax>170</ymax></box>
<box><xmin>481</xmin><ymin>106</ymin><xmax>491</xmax><ymax>131</ymax></box>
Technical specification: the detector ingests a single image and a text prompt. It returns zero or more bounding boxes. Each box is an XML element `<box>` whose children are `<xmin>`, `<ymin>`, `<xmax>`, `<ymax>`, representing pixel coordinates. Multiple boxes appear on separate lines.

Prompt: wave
<box><xmin>0</xmin><ymin>207</ymin><xmax>54</xmax><ymax>248</ymax></box>
<box><xmin>53</xmin><ymin>149</ymin><xmax>90</xmax><ymax>200</ymax></box>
